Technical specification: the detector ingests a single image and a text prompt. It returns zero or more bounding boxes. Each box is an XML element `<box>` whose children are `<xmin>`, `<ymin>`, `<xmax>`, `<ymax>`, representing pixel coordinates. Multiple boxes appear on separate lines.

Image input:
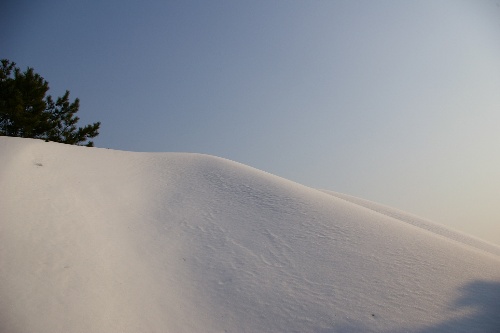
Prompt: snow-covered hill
<box><xmin>1</xmin><ymin>137</ymin><xmax>499</xmax><ymax>333</ymax></box>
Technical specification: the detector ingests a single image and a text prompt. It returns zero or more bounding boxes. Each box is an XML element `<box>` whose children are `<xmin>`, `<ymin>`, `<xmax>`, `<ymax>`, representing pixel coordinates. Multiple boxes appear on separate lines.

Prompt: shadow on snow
<box><xmin>323</xmin><ymin>279</ymin><xmax>500</xmax><ymax>333</ymax></box>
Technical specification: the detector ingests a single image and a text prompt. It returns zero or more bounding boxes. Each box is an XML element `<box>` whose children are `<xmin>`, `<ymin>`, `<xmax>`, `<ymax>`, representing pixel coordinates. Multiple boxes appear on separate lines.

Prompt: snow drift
<box><xmin>0</xmin><ymin>137</ymin><xmax>499</xmax><ymax>333</ymax></box>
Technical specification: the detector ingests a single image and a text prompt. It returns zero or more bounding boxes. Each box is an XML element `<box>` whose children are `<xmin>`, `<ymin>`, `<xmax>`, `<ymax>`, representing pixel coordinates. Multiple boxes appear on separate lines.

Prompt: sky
<box><xmin>2</xmin><ymin>0</ymin><xmax>500</xmax><ymax>246</ymax></box>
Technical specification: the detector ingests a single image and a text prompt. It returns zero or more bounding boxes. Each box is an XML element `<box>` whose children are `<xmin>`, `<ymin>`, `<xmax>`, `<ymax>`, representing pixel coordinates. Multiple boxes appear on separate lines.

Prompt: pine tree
<box><xmin>0</xmin><ymin>59</ymin><xmax>100</xmax><ymax>146</ymax></box>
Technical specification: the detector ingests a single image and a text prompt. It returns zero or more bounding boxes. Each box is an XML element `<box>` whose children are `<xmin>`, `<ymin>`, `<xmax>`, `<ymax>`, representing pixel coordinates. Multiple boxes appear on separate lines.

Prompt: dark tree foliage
<box><xmin>0</xmin><ymin>59</ymin><xmax>100</xmax><ymax>146</ymax></box>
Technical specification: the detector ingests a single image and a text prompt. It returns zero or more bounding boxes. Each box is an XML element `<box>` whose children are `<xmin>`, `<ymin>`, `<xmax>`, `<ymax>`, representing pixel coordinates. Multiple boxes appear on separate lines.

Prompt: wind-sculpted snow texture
<box><xmin>1</xmin><ymin>137</ymin><xmax>499</xmax><ymax>333</ymax></box>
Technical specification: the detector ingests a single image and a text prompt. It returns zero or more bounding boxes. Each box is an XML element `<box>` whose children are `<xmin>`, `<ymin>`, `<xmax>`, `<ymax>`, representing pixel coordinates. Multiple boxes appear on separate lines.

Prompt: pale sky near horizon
<box><xmin>2</xmin><ymin>0</ymin><xmax>500</xmax><ymax>245</ymax></box>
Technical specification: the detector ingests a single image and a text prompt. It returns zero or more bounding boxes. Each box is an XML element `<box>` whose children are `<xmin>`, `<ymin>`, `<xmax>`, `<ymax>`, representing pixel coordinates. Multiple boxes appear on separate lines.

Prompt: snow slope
<box><xmin>1</xmin><ymin>137</ymin><xmax>499</xmax><ymax>333</ymax></box>
<box><xmin>322</xmin><ymin>191</ymin><xmax>500</xmax><ymax>258</ymax></box>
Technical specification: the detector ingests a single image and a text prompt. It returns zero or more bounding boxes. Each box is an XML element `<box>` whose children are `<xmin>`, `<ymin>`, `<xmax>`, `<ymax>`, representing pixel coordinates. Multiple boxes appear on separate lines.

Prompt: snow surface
<box><xmin>1</xmin><ymin>136</ymin><xmax>499</xmax><ymax>333</ymax></box>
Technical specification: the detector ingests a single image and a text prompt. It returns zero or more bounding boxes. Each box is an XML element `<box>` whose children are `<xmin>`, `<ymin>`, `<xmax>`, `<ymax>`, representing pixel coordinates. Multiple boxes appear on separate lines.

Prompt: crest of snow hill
<box><xmin>1</xmin><ymin>137</ymin><xmax>499</xmax><ymax>333</ymax></box>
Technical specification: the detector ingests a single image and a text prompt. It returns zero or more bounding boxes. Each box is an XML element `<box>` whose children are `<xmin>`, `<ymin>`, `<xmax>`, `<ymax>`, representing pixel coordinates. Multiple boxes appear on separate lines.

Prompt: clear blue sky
<box><xmin>3</xmin><ymin>0</ymin><xmax>500</xmax><ymax>245</ymax></box>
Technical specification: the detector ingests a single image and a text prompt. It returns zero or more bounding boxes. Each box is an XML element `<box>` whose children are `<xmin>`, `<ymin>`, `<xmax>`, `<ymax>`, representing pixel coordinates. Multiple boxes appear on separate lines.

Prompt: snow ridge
<box><xmin>1</xmin><ymin>137</ymin><xmax>499</xmax><ymax>333</ymax></box>
<box><xmin>323</xmin><ymin>190</ymin><xmax>500</xmax><ymax>257</ymax></box>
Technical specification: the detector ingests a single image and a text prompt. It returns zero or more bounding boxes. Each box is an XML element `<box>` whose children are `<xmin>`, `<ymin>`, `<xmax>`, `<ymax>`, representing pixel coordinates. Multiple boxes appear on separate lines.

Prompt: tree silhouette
<box><xmin>0</xmin><ymin>59</ymin><xmax>100</xmax><ymax>146</ymax></box>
